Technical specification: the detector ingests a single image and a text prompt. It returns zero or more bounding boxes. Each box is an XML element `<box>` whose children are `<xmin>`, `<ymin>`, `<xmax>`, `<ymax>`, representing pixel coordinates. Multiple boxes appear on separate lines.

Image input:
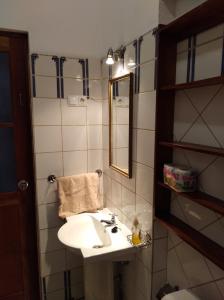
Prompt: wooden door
<box><xmin>0</xmin><ymin>31</ymin><xmax>40</xmax><ymax>300</ymax></box>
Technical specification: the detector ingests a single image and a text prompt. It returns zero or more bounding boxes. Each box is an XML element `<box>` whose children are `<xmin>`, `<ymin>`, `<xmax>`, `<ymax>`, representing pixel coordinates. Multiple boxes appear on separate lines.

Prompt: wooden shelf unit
<box><xmin>161</xmin><ymin>76</ymin><xmax>224</xmax><ymax>91</ymax></box>
<box><xmin>154</xmin><ymin>0</ymin><xmax>224</xmax><ymax>270</ymax></box>
<box><xmin>157</xmin><ymin>214</ymin><xmax>224</xmax><ymax>270</ymax></box>
<box><xmin>159</xmin><ymin>141</ymin><xmax>224</xmax><ymax>157</ymax></box>
<box><xmin>158</xmin><ymin>182</ymin><xmax>224</xmax><ymax>216</ymax></box>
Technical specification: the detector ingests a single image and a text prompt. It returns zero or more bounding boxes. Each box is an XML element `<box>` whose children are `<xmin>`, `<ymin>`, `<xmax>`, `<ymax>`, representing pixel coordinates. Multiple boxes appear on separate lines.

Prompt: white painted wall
<box><xmin>0</xmin><ymin>0</ymin><xmax>159</xmax><ymax>57</ymax></box>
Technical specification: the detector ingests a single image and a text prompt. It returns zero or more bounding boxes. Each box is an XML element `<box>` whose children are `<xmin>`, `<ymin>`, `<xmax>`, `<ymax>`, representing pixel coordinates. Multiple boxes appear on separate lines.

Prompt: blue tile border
<box><xmin>133</xmin><ymin>39</ymin><xmax>138</xmax><ymax>94</ymax></box>
<box><xmin>85</xmin><ymin>59</ymin><xmax>89</xmax><ymax>98</ymax></box>
<box><xmin>31</xmin><ymin>53</ymin><xmax>38</xmax><ymax>97</ymax></box>
<box><xmin>52</xmin><ymin>56</ymin><xmax>60</xmax><ymax>98</ymax></box>
<box><xmin>191</xmin><ymin>35</ymin><xmax>196</xmax><ymax>82</ymax></box>
<box><xmin>60</xmin><ymin>57</ymin><xmax>66</xmax><ymax>98</ymax></box>
<box><xmin>137</xmin><ymin>36</ymin><xmax>143</xmax><ymax>93</ymax></box>
<box><xmin>79</xmin><ymin>59</ymin><xmax>86</xmax><ymax>96</ymax></box>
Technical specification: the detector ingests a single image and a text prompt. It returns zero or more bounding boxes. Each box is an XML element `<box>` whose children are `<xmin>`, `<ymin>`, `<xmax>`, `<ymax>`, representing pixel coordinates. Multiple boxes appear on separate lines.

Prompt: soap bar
<box><xmin>163</xmin><ymin>163</ymin><xmax>197</xmax><ymax>192</ymax></box>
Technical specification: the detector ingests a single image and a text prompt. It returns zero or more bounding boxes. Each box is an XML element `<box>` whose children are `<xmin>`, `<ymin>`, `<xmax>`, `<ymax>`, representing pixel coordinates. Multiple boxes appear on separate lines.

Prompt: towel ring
<box><xmin>47</xmin><ymin>169</ymin><xmax>102</xmax><ymax>183</ymax></box>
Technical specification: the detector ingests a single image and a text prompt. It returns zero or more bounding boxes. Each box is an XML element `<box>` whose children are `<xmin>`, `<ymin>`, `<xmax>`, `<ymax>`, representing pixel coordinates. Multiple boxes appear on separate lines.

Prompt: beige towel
<box><xmin>58</xmin><ymin>173</ymin><xmax>102</xmax><ymax>218</ymax></box>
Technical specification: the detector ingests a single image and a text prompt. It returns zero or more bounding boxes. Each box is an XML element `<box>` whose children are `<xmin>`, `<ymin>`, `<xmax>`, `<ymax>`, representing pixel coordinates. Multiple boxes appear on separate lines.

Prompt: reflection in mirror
<box><xmin>109</xmin><ymin>73</ymin><xmax>133</xmax><ymax>178</ymax></box>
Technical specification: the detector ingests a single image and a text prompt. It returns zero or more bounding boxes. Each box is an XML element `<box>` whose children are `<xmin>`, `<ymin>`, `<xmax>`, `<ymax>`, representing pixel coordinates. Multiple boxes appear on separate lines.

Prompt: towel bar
<box><xmin>47</xmin><ymin>169</ymin><xmax>102</xmax><ymax>183</ymax></box>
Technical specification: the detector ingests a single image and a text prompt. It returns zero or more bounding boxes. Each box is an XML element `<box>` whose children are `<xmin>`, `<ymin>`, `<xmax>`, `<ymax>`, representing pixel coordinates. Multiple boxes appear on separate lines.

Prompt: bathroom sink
<box><xmin>58</xmin><ymin>208</ymin><xmax>135</xmax><ymax>261</ymax></box>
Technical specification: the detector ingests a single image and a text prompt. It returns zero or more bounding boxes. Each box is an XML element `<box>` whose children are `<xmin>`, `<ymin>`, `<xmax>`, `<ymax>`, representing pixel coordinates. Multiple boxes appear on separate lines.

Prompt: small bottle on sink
<box><xmin>131</xmin><ymin>217</ymin><xmax>142</xmax><ymax>245</ymax></box>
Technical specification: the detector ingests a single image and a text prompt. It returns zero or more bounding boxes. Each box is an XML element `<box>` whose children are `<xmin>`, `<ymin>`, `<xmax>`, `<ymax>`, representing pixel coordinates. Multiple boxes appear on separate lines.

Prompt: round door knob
<box><xmin>18</xmin><ymin>180</ymin><xmax>29</xmax><ymax>191</ymax></box>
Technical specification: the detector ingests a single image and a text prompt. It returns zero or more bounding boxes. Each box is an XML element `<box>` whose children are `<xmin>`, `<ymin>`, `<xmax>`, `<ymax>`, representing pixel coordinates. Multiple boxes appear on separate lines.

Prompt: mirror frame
<box><xmin>108</xmin><ymin>72</ymin><xmax>134</xmax><ymax>178</ymax></box>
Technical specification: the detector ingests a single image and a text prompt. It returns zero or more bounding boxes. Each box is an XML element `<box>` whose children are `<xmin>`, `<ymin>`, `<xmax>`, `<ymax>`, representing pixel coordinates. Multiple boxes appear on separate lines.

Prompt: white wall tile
<box><xmin>192</xmin><ymin>282</ymin><xmax>223</xmax><ymax>300</ymax></box>
<box><xmin>89</xmin><ymin>80</ymin><xmax>103</xmax><ymax>99</ymax></box>
<box><xmin>34</xmin><ymin>126</ymin><xmax>62</xmax><ymax>153</ymax></box>
<box><xmin>167</xmin><ymin>248</ymin><xmax>189</xmax><ymax>289</ymax></box>
<box><xmin>140</xmin><ymin>33</ymin><xmax>155</xmax><ymax>64</ymax></box>
<box><xmin>134</xmin><ymin>91</ymin><xmax>156</xmax><ymax>130</ymax></box>
<box><xmin>175</xmin><ymin>242</ymin><xmax>213</xmax><ymax>286</ymax></box>
<box><xmin>35</xmin><ymin>55</ymin><xmax>57</xmax><ymax>76</ymax></box>
<box><xmin>47</xmin><ymin>289</ymin><xmax>65</xmax><ymax>300</ymax></box>
<box><xmin>194</xmin><ymin>39</ymin><xmax>223</xmax><ymax>81</ymax></box>
<box><xmin>176</xmin><ymin>51</ymin><xmax>188</xmax><ymax>84</ymax></box>
<box><xmin>36</xmin><ymin>179</ymin><xmax>58</xmax><ymax>204</ymax></box>
<box><xmin>41</xmin><ymin>249</ymin><xmax>66</xmax><ymax>277</ymax></box>
<box><xmin>136</xmin><ymin>163</ymin><xmax>154</xmax><ymax>204</ymax></box>
<box><xmin>136</xmin><ymin>195</ymin><xmax>153</xmax><ymax>232</ymax></box>
<box><xmin>116</xmin><ymin>107</ymin><xmax>129</xmax><ymax>125</ymax></box>
<box><xmin>88</xmin><ymin>149</ymin><xmax>102</xmax><ymax>172</ymax></box>
<box><xmin>61</xmin><ymin>99</ymin><xmax>86</xmax><ymax>125</ymax></box>
<box><xmin>111</xmin><ymin>179</ymin><xmax>122</xmax><ymax>208</ymax></box>
<box><xmin>36</xmin><ymin>76</ymin><xmax>57</xmax><ymax>98</ymax></box>
<box><xmin>63</xmin><ymin>151</ymin><xmax>87</xmax><ymax>176</ymax></box>
<box><xmin>38</xmin><ymin>203</ymin><xmax>63</xmax><ymax>230</ymax></box>
<box><xmin>152</xmin><ymin>238</ymin><xmax>168</xmax><ymax>272</ymax></box>
<box><xmin>88</xmin><ymin>125</ymin><xmax>102</xmax><ymax>149</ymax></box>
<box><xmin>63</xmin><ymin>58</ymin><xmax>82</xmax><ymax>78</ymax></box>
<box><xmin>152</xmin><ymin>270</ymin><xmax>167</xmax><ymax>300</ymax></box>
<box><xmin>197</xmin><ymin>24</ymin><xmax>224</xmax><ymax>45</ymax></box>
<box><xmin>87</xmin><ymin>100</ymin><xmax>102</xmax><ymax>124</ymax></box>
<box><xmin>124</xmin><ymin>43</ymin><xmax>136</xmax><ymax>70</ymax></box>
<box><xmin>121</xmin><ymin>186</ymin><xmax>135</xmax><ymax>218</ymax></box>
<box><xmin>40</xmin><ymin>227</ymin><xmax>64</xmax><ymax>253</ymax></box>
<box><xmin>44</xmin><ymin>272</ymin><xmax>64</xmax><ymax>293</ymax></box>
<box><xmin>32</xmin><ymin>98</ymin><xmax>61</xmax><ymax>126</ymax></box>
<box><xmin>62</xmin><ymin>126</ymin><xmax>87</xmax><ymax>151</ymax></box>
<box><xmin>139</xmin><ymin>61</ymin><xmax>155</xmax><ymax>93</ymax></box>
<box><xmin>64</xmin><ymin>78</ymin><xmax>83</xmax><ymax>98</ymax></box>
<box><xmin>88</xmin><ymin>58</ymin><xmax>102</xmax><ymax>79</ymax></box>
<box><xmin>35</xmin><ymin>152</ymin><xmax>63</xmax><ymax>179</ymax></box>
<box><xmin>136</xmin><ymin>129</ymin><xmax>155</xmax><ymax>167</ymax></box>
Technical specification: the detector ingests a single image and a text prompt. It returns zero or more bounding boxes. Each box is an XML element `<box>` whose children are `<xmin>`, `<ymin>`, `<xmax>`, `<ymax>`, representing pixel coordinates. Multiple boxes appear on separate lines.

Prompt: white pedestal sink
<box><xmin>57</xmin><ymin>208</ymin><xmax>136</xmax><ymax>262</ymax></box>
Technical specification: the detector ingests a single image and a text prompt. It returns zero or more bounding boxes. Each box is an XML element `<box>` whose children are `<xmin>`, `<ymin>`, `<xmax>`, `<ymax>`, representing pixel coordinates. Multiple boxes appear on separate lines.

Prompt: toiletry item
<box><xmin>131</xmin><ymin>217</ymin><xmax>142</xmax><ymax>245</ymax></box>
<box><xmin>163</xmin><ymin>164</ymin><xmax>197</xmax><ymax>192</ymax></box>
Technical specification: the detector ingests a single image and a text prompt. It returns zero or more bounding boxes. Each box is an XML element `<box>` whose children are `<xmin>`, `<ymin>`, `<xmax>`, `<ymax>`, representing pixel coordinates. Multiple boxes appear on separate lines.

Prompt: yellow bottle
<box><xmin>131</xmin><ymin>217</ymin><xmax>142</xmax><ymax>245</ymax></box>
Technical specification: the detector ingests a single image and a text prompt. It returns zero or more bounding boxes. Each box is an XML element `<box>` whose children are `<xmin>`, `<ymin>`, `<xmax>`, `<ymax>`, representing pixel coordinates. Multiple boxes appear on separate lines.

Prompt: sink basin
<box><xmin>58</xmin><ymin>208</ymin><xmax>135</xmax><ymax>261</ymax></box>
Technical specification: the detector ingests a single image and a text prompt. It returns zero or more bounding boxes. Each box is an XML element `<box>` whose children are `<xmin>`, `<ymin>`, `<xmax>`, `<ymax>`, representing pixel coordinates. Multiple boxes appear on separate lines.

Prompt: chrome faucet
<box><xmin>100</xmin><ymin>214</ymin><xmax>116</xmax><ymax>226</ymax></box>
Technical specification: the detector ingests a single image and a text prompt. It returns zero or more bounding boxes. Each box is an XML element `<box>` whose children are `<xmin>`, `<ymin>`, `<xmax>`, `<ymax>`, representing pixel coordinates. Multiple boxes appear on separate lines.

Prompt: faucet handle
<box><xmin>109</xmin><ymin>213</ymin><xmax>117</xmax><ymax>221</ymax></box>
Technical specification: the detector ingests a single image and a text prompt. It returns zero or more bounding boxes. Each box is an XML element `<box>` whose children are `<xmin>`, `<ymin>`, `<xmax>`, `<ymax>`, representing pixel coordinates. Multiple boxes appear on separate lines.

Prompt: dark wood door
<box><xmin>0</xmin><ymin>32</ymin><xmax>40</xmax><ymax>300</ymax></box>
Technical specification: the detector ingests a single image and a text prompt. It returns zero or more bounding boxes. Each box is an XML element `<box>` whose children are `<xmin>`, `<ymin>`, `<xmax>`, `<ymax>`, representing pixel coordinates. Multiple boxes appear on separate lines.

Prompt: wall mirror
<box><xmin>109</xmin><ymin>73</ymin><xmax>133</xmax><ymax>178</ymax></box>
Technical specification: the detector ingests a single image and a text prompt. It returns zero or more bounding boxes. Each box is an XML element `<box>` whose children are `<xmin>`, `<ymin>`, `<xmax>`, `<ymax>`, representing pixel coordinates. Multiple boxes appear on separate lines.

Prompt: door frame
<box><xmin>0</xmin><ymin>29</ymin><xmax>41</xmax><ymax>300</ymax></box>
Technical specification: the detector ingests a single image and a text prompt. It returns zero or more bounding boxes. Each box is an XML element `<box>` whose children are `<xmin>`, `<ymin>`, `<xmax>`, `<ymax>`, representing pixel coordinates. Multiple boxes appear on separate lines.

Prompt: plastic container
<box><xmin>163</xmin><ymin>164</ymin><xmax>197</xmax><ymax>192</ymax></box>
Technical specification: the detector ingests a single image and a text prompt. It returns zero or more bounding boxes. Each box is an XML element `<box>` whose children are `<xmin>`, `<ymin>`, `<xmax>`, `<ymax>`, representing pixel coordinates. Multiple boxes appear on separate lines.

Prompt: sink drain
<box><xmin>92</xmin><ymin>245</ymin><xmax>104</xmax><ymax>249</ymax></box>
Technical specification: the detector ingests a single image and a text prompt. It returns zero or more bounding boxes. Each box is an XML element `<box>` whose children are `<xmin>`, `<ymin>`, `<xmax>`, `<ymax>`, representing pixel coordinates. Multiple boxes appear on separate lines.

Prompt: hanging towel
<box><xmin>58</xmin><ymin>173</ymin><xmax>102</xmax><ymax>218</ymax></box>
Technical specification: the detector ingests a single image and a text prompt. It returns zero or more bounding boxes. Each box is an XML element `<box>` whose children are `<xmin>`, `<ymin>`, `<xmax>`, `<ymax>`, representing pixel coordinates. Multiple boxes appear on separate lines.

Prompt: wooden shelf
<box><xmin>158</xmin><ymin>182</ymin><xmax>224</xmax><ymax>216</ymax></box>
<box><xmin>159</xmin><ymin>141</ymin><xmax>224</xmax><ymax>157</ymax></box>
<box><xmin>156</xmin><ymin>213</ymin><xmax>224</xmax><ymax>270</ymax></box>
<box><xmin>159</xmin><ymin>0</ymin><xmax>224</xmax><ymax>41</ymax></box>
<box><xmin>160</xmin><ymin>76</ymin><xmax>224</xmax><ymax>91</ymax></box>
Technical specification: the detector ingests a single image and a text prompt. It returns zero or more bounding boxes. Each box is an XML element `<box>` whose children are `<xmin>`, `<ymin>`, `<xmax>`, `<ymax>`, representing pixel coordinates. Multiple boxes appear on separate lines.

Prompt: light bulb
<box><xmin>106</xmin><ymin>56</ymin><xmax>114</xmax><ymax>65</ymax></box>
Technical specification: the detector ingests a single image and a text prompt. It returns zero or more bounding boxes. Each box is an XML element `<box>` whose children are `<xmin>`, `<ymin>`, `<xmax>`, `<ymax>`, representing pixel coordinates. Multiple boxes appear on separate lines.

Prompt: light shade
<box><xmin>106</xmin><ymin>56</ymin><xmax>114</xmax><ymax>65</ymax></box>
<box><xmin>127</xmin><ymin>59</ymin><xmax>136</xmax><ymax>67</ymax></box>
<box><xmin>106</xmin><ymin>48</ymin><xmax>114</xmax><ymax>65</ymax></box>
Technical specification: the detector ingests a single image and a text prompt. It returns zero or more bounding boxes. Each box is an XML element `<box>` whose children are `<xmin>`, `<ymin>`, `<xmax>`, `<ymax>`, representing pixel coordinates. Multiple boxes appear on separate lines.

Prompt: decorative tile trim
<box><xmin>85</xmin><ymin>59</ymin><xmax>90</xmax><ymax>98</ymax></box>
<box><xmin>31</xmin><ymin>53</ymin><xmax>39</xmax><ymax>97</ymax></box>
<box><xmin>191</xmin><ymin>35</ymin><xmax>196</xmax><ymax>82</ymax></box>
<box><xmin>137</xmin><ymin>36</ymin><xmax>143</xmax><ymax>93</ymax></box>
<box><xmin>133</xmin><ymin>39</ymin><xmax>138</xmax><ymax>93</ymax></box>
<box><xmin>221</xmin><ymin>35</ymin><xmax>224</xmax><ymax>75</ymax></box>
<box><xmin>52</xmin><ymin>56</ymin><xmax>60</xmax><ymax>98</ymax></box>
<box><xmin>60</xmin><ymin>57</ymin><xmax>66</xmax><ymax>98</ymax></box>
<box><xmin>187</xmin><ymin>37</ymin><xmax>192</xmax><ymax>83</ymax></box>
<box><xmin>79</xmin><ymin>59</ymin><xmax>86</xmax><ymax>96</ymax></box>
